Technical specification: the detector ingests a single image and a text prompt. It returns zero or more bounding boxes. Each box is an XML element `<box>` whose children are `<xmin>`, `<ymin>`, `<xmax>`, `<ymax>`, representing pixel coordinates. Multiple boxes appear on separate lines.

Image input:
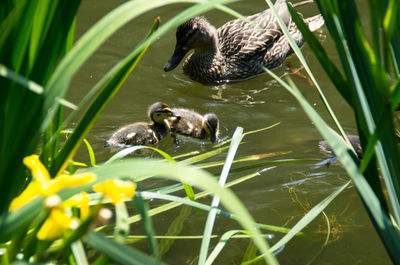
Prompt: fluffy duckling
<box><xmin>105</xmin><ymin>102</ymin><xmax>179</xmax><ymax>147</ymax></box>
<box><xmin>164</xmin><ymin>0</ymin><xmax>324</xmax><ymax>84</ymax></box>
<box><xmin>168</xmin><ymin>108</ymin><xmax>219</xmax><ymax>142</ymax></box>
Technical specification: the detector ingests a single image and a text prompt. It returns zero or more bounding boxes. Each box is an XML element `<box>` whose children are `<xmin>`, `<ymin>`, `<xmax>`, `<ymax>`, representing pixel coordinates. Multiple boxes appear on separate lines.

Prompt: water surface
<box><xmin>70</xmin><ymin>1</ymin><xmax>391</xmax><ymax>264</ymax></box>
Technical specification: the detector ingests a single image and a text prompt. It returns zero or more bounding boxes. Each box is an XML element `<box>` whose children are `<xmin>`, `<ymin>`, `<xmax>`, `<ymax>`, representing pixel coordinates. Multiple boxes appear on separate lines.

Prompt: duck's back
<box><xmin>218</xmin><ymin>10</ymin><xmax>283</xmax><ymax>58</ymax></box>
<box><xmin>216</xmin><ymin>1</ymin><xmax>291</xmax><ymax>79</ymax></box>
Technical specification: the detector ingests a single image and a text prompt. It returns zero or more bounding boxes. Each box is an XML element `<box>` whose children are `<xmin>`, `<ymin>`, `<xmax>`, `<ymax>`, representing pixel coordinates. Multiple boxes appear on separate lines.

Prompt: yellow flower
<box><xmin>63</xmin><ymin>192</ymin><xmax>90</xmax><ymax>219</ymax></box>
<box><xmin>93</xmin><ymin>179</ymin><xmax>136</xmax><ymax>205</ymax></box>
<box><xmin>10</xmin><ymin>155</ymin><xmax>96</xmax><ymax>211</ymax></box>
<box><xmin>35</xmin><ymin>193</ymin><xmax>90</xmax><ymax>241</ymax></box>
<box><xmin>37</xmin><ymin>208</ymin><xmax>79</xmax><ymax>241</ymax></box>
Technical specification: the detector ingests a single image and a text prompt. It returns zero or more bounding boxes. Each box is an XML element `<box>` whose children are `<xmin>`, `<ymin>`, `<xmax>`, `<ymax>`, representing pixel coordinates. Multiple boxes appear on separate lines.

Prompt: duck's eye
<box><xmin>185</xmin><ymin>29</ymin><xmax>197</xmax><ymax>40</ymax></box>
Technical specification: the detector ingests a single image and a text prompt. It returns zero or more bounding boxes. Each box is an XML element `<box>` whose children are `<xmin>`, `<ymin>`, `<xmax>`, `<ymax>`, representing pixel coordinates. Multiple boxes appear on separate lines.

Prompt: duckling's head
<box><xmin>164</xmin><ymin>16</ymin><xmax>218</xmax><ymax>72</ymax></box>
<box><xmin>203</xmin><ymin>113</ymin><xmax>219</xmax><ymax>142</ymax></box>
<box><xmin>148</xmin><ymin>102</ymin><xmax>180</xmax><ymax>124</ymax></box>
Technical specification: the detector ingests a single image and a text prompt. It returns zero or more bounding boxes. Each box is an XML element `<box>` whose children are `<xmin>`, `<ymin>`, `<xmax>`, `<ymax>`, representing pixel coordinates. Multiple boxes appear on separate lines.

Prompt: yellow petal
<box><xmin>37</xmin><ymin>208</ymin><xmax>77</xmax><ymax>240</ymax></box>
<box><xmin>93</xmin><ymin>180</ymin><xmax>136</xmax><ymax>205</ymax></box>
<box><xmin>9</xmin><ymin>182</ymin><xmax>41</xmax><ymax>211</ymax></box>
<box><xmin>50</xmin><ymin>173</ymin><xmax>97</xmax><ymax>194</ymax></box>
<box><xmin>23</xmin><ymin>155</ymin><xmax>51</xmax><ymax>186</ymax></box>
<box><xmin>63</xmin><ymin>192</ymin><xmax>90</xmax><ymax>219</ymax></box>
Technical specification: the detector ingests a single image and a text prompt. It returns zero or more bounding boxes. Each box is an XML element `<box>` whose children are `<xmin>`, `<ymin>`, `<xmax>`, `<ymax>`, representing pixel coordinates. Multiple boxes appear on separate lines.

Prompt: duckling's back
<box><xmin>169</xmin><ymin>108</ymin><xmax>205</xmax><ymax>138</ymax></box>
<box><xmin>106</xmin><ymin>122</ymin><xmax>159</xmax><ymax>147</ymax></box>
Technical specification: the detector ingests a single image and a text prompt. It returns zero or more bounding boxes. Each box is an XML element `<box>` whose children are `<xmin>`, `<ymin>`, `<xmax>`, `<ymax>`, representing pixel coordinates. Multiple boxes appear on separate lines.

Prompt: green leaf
<box><xmin>205</xmin><ymin>230</ymin><xmax>245</xmax><ymax>265</ymax></box>
<box><xmin>159</xmin><ymin>205</ymin><xmax>192</xmax><ymax>257</ymax></box>
<box><xmin>71</xmin><ymin>240</ymin><xmax>89</xmax><ymax>265</ymax></box>
<box><xmin>115</xmin><ymin>202</ymin><xmax>129</xmax><ymax>244</ymax></box>
<box><xmin>383</xmin><ymin>0</ymin><xmax>398</xmax><ymax>43</ymax></box>
<box><xmin>287</xmin><ymin>4</ymin><xmax>351</xmax><ymax>104</ymax></box>
<box><xmin>85</xmin><ymin>232</ymin><xmax>167</xmax><ymax>265</ymax></box>
<box><xmin>133</xmin><ymin>189</ymin><xmax>158</xmax><ymax>257</ymax></box>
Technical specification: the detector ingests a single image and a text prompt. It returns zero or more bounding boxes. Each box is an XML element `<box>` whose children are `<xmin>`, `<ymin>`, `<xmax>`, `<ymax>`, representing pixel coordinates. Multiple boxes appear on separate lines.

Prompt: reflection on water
<box><xmin>71</xmin><ymin>0</ymin><xmax>391</xmax><ymax>264</ymax></box>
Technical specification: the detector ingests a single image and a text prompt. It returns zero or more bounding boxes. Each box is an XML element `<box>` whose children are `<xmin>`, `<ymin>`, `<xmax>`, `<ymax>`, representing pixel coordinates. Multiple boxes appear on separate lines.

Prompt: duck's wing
<box><xmin>218</xmin><ymin>0</ymin><xmax>291</xmax><ymax>59</ymax></box>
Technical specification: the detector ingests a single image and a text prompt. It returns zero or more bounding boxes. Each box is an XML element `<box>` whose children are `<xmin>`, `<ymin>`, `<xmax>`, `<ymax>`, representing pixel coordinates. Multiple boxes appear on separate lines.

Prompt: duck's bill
<box><xmin>171</xmin><ymin>111</ymin><xmax>181</xmax><ymax>119</ymax></box>
<box><xmin>210</xmin><ymin>134</ymin><xmax>217</xmax><ymax>143</ymax></box>
<box><xmin>164</xmin><ymin>44</ymin><xmax>188</xmax><ymax>72</ymax></box>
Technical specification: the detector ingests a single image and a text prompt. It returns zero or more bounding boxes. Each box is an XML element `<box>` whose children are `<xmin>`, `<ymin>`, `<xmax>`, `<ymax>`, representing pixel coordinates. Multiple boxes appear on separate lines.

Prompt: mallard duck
<box><xmin>168</xmin><ymin>108</ymin><xmax>220</xmax><ymax>142</ymax></box>
<box><xmin>105</xmin><ymin>102</ymin><xmax>180</xmax><ymax>147</ymax></box>
<box><xmin>164</xmin><ymin>0</ymin><xmax>324</xmax><ymax>84</ymax></box>
<box><xmin>318</xmin><ymin>134</ymin><xmax>363</xmax><ymax>159</ymax></box>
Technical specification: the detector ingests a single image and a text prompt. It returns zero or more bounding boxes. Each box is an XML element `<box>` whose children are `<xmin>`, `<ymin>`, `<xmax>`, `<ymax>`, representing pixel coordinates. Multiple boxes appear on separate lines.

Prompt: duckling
<box><xmin>318</xmin><ymin>134</ymin><xmax>363</xmax><ymax>159</ymax></box>
<box><xmin>164</xmin><ymin>0</ymin><xmax>324</xmax><ymax>84</ymax></box>
<box><xmin>105</xmin><ymin>102</ymin><xmax>179</xmax><ymax>147</ymax></box>
<box><xmin>168</xmin><ymin>108</ymin><xmax>219</xmax><ymax>142</ymax></box>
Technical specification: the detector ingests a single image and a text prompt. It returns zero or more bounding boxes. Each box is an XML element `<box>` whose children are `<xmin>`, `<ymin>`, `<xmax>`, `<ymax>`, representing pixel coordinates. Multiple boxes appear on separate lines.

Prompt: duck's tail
<box><xmin>304</xmin><ymin>14</ymin><xmax>325</xmax><ymax>32</ymax></box>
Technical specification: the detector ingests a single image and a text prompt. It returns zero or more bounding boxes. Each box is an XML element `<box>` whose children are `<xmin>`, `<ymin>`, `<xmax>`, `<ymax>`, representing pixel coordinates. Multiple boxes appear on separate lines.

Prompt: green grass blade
<box><xmin>133</xmin><ymin>190</ymin><xmax>159</xmax><ymax>258</ymax></box>
<box><xmin>83</xmin><ymin>139</ymin><xmax>96</xmax><ymax>167</ymax></box>
<box><xmin>71</xmin><ymin>240</ymin><xmax>89</xmax><ymax>265</ymax></box>
<box><xmin>391</xmin><ymin>78</ymin><xmax>400</xmax><ymax>111</ymax></box>
<box><xmin>332</xmin><ymin>4</ymin><xmax>400</xmax><ymax>224</ymax></box>
<box><xmin>383</xmin><ymin>0</ymin><xmax>398</xmax><ymax>41</ymax></box>
<box><xmin>159</xmin><ymin>205</ymin><xmax>192</xmax><ymax>257</ymax></box>
<box><xmin>28</xmin><ymin>0</ymin><xmax>52</xmax><ymax>71</ymax></box>
<box><xmin>0</xmin><ymin>197</ymin><xmax>44</xmax><ymax>242</ymax></box>
<box><xmin>0</xmin><ymin>64</ymin><xmax>77</xmax><ymax>110</ymax></box>
<box><xmin>0</xmin><ymin>64</ymin><xmax>43</xmax><ymax>94</ymax></box>
<box><xmin>199</xmin><ymin>128</ymin><xmax>245</xmax><ymax>265</ymax></box>
<box><xmin>114</xmin><ymin>202</ymin><xmax>129</xmax><ymax>244</ymax></box>
<box><xmin>196</xmin><ymin>151</ymin><xmax>291</xmax><ymax>169</ymax></box>
<box><xmin>0</xmin><ymin>0</ymin><xmax>27</xmax><ymax>52</ymax></box>
<box><xmin>180</xmin><ymin>146</ymin><xmax>230</xmax><ymax>164</ymax></box>
<box><xmin>105</xmin><ymin>145</ymin><xmax>195</xmax><ymax>200</ymax></box>
<box><xmin>9</xmin><ymin>0</ymin><xmax>37</xmax><ymax>73</ymax></box>
<box><xmin>60</xmin><ymin>130</ymin><xmax>96</xmax><ymax>167</ymax></box>
<box><xmin>105</xmin><ymin>145</ymin><xmax>174</xmax><ymax>165</ymax></box>
<box><xmin>140</xmin><ymin>192</ymin><xmax>232</xmax><ymax>219</ymax></box>
<box><xmin>85</xmin><ymin>232</ymin><xmax>167</xmax><ymax>265</ymax></box>
<box><xmin>287</xmin><ymin>4</ymin><xmax>351</xmax><ymax>104</ymax></box>
<box><xmin>205</xmin><ymin>230</ymin><xmax>245</xmax><ymax>265</ymax></box>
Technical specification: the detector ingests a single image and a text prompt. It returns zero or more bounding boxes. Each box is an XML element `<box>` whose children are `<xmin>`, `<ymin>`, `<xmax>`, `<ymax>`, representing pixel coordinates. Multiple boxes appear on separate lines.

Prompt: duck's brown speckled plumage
<box><xmin>164</xmin><ymin>0</ymin><xmax>324</xmax><ymax>84</ymax></box>
<box><xmin>105</xmin><ymin>102</ymin><xmax>178</xmax><ymax>147</ymax></box>
<box><xmin>319</xmin><ymin>134</ymin><xmax>363</xmax><ymax>159</ymax></box>
<box><xmin>168</xmin><ymin>108</ymin><xmax>219</xmax><ymax>142</ymax></box>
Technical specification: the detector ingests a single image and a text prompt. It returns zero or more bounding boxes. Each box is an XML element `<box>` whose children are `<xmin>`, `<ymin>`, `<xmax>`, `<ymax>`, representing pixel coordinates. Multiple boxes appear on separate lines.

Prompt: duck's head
<box><xmin>148</xmin><ymin>102</ymin><xmax>180</xmax><ymax>123</ymax></box>
<box><xmin>164</xmin><ymin>16</ymin><xmax>217</xmax><ymax>72</ymax></box>
<box><xmin>203</xmin><ymin>113</ymin><xmax>219</xmax><ymax>142</ymax></box>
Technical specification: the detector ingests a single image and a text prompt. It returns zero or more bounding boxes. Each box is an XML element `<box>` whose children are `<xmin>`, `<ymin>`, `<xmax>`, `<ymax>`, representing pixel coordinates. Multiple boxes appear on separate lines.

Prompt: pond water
<box><xmin>70</xmin><ymin>0</ymin><xmax>391</xmax><ymax>264</ymax></box>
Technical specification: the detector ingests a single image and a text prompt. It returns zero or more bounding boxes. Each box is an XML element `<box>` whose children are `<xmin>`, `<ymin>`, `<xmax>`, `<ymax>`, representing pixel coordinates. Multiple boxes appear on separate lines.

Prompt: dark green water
<box><xmin>70</xmin><ymin>0</ymin><xmax>391</xmax><ymax>264</ymax></box>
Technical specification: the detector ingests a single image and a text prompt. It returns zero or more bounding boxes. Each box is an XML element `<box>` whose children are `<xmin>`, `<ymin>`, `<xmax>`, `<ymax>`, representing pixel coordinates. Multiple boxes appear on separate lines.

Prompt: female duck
<box><xmin>168</xmin><ymin>108</ymin><xmax>219</xmax><ymax>142</ymax></box>
<box><xmin>164</xmin><ymin>0</ymin><xmax>324</xmax><ymax>84</ymax></box>
<box><xmin>105</xmin><ymin>102</ymin><xmax>179</xmax><ymax>147</ymax></box>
